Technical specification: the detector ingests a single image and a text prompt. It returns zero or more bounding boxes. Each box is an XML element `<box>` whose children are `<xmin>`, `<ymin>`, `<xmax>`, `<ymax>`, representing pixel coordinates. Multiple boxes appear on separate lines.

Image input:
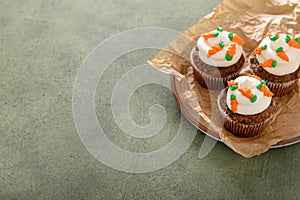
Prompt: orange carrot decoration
<box><xmin>276</xmin><ymin>47</ymin><xmax>289</xmax><ymax>62</ymax></box>
<box><xmin>260</xmin><ymin>85</ymin><xmax>274</xmax><ymax>97</ymax></box>
<box><xmin>231</xmin><ymin>34</ymin><xmax>244</xmax><ymax>46</ymax></box>
<box><xmin>238</xmin><ymin>88</ymin><xmax>257</xmax><ymax>103</ymax></box>
<box><xmin>248</xmin><ymin>74</ymin><xmax>262</xmax><ymax>82</ymax></box>
<box><xmin>207</xmin><ymin>44</ymin><xmax>222</xmax><ymax>57</ymax></box>
<box><xmin>255</xmin><ymin>45</ymin><xmax>267</xmax><ymax>55</ymax></box>
<box><xmin>207</xmin><ymin>42</ymin><xmax>224</xmax><ymax>57</ymax></box>
<box><xmin>226</xmin><ymin>43</ymin><xmax>236</xmax><ymax>57</ymax></box>
<box><xmin>238</xmin><ymin>88</ymin><xmax>254</xmax><ymax>99</ymax></box>
<box><xmin>257</xmin><ymin>80</ymin><xmax>274</xmax><ymax>97</ymax></box>
<box><xmin>256</xmin><ymin>47</ymin><xmax>263</xmax><ymax>55</ymax></box>
<box><xmin>225</xmin><ymin>43</ymin><xmax>237</xmax><ymax>61</ymax></box>
<box><xmin>202</xmin><ymin>31</ymin><xmax>219</xmax><ymax>40</ymax></box>
<box><xmin>230</xmin><ymin>94</ymin><xmax>238</xmax><ymax>113</ymax></box>
<box><xmin>227</xmin><ymin>80</ymin><xmax>238</xmax><ymax>87</ymax></box>
<box><xmin>202</xmin><ymin>32</ymin><xmax>214</xmax><ymax>40</ymax></box>
<box><xmin>287</xmin><ymin>39</ymin><xmax>300</xmax><ymax>49</ymax></box>
<box><xmin>260</xmin><ymin>58</ymin><xmax>276</xmax><ymax>68</ymax></box>
<box><xmin>269</xmin><ymin>33</ymin><xmax>279</xmax><ymax>41</ymax></box>
<box><xmin>227</xmin><ymin>80</ymin><xmax>239</xmax><ymax>90</ymax></box>
<box><xmin>276</xmin><ymin>51</ymin><xmax>289</xmax><ymax>61</ymax></box>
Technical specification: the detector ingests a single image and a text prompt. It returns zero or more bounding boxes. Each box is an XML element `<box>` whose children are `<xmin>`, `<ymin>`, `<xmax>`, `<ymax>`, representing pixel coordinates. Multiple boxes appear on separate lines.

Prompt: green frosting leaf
<box><xmin>276</xmin><ymin>47</ymin><xmax>283</xmax><ymax>52</ymax></box>
<box><xmin>219</xmin><ymin>41</ymin><xmax>225</xmax><ymax>48</ymax></box>
<box><xmin>213</xmin><ymin>32</ymin><xmax>219</xmax><ymax>37</ymax></box>
<box><xmin>257</xmin><ymin>83</ymin><xmax>262</xmax><ymax>90</ymax></box>
<box><xmin>228</xmin><ymin>32</ymin><xmax>233</xmax><ymax>40</ymax></box>
<box><xmin>257</xmin><ymin>80</ymin><xmax>266</xmax><ymax>90</ymax></box>
<box><xmin>225</xmin><ymin>54</ymin><xmax>232</xmax><ymax>61</ymax></box>
<box><xmin>270</xmin><ymin>35</ymin><xmax>279</xmax><ymax>41</ymax></box>
<box><xmin>217</xmin><ymin>26</ymin><xmax>223</xmax><ymax>32</ymax></box>
<box><xmin>250</xmin><ymin>95</ymin><xmax>257</xmax><ymax>103</ymax></box>
<box><xmin>262</xmin><ymin>45</ymin><xmax>267</xmax><ymax>50</ymax></box>
<box><xmin>285</xmin><ymin>34</ymin><xmax>291</xmax><ymax>43</ymax></box>
<box><xmin>230</xmin><ymin>85</ymin><xmax>238</xmax><ymax>91</ymax></box>
<box><xmin>272</xmin><ymin>60</ymin><xmax>277</xmax><ymax>68</ymax></box>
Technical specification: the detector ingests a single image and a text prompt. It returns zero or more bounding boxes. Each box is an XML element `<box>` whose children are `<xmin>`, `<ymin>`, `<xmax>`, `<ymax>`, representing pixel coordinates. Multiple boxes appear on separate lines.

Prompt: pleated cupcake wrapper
<box><xmin>266</xmin><ymin>79</ymin><xmax>297</xmax><ymax>97</ymax></box>
<box><xmin>221</xmin><ymin>111</ymin><xmax>273</xmax><ymax>137</ymax></box>
<box><xmin>190</xmin><ymin>49</ymin><xmax>241</xmax><ymax>90</ymax></box>
<box><xmin>248</xmin><ymin>56</ymin><xmax>299</xmax><ymax>97</ymax></box>
<box><xmin>217</xmin><ymin>89</ymin><xmax>274</xmax><ymax>138</ymax></box>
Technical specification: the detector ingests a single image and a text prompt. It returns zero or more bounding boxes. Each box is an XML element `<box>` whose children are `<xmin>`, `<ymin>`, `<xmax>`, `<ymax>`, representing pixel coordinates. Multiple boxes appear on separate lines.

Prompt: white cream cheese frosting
<box><xmin>226</xmin><ymin>76</ymin><xmax>273</xmax><ymax>115</ymax></box>
<box><xmin>256</xmin><ymin>33</ymin><xmax>300</xmax><ymax>76</ymax></box>
<box><xmin>197</xmin><ymin>27</ymin><xmax>244</xmax><ymax>67</ymax></box>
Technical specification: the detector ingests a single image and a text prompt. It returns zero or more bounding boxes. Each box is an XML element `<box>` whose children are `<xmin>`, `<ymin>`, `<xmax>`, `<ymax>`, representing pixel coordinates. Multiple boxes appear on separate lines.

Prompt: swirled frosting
<box><xmin>256</xmin><ymin>33</ymin><xmax>300</xmax><ymax>76</ymax></box>
<box><xmin>226</xmin><ymin>76</ymin><xmax>273</xmax><ymax>115</ymax></box>
<box><xmin>197</xmin><ymin>27</ymin><xmax>244</xmax><ymax>67</ymax></box>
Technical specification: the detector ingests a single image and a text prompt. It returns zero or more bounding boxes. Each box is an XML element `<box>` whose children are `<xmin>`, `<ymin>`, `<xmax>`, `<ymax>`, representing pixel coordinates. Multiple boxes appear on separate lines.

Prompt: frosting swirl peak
<box><xmin>256</xmin><ymin>33</ymin><xmax>300</xmax><ymax>76</ymax></box>
<box><xmin>197</xmin><ymin>27</ymin><xmax>244</xmax><ymax>67</ymax></box>
<box><xmin>226</xmin><ymin>76</ymin><xmax>273</xmax><ymax>115</ymax></box>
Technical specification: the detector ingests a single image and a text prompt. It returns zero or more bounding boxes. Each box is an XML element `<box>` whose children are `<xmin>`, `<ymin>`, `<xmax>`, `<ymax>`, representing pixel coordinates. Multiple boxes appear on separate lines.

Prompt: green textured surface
<box><xmin>1</xmin><ymin>0</ymin><xmax>300</xmax><ymax>199</ymax></box>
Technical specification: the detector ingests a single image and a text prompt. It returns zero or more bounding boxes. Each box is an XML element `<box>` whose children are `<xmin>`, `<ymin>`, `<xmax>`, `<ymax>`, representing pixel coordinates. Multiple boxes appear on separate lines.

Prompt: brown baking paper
<box><xmin>149</xmin><ymin>0</ymin><xmax>300</xmax><ymax>157</ymax></box>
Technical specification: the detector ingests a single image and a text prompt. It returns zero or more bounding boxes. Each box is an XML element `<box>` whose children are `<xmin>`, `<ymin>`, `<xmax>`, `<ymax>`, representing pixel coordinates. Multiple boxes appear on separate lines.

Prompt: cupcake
<box><xmin>217</xmin><ymin>75</ymin><xmax>276</xmax><ymax>137</ymax></box>
<box><xmin>249</xmin><ymin>33</ymin><xmax>300</xmax><ymax>96</ymax></box>
<box><xmin>191</xmin><ymin>26</ymin><xmax>245</xmax><ymax>90</ymax></box>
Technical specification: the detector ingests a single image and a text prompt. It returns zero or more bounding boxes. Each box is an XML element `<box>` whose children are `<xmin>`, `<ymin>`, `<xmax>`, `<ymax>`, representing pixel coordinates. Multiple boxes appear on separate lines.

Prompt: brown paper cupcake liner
<box><xmin>266</xmin><ymin>79</ymin><xmax>298</xmax><ymax>97</ymax></box>
<box><xmin>221</xmin><ymin>112</ymin><xmax>273</xmax><ymax>137</ymax></box>
<box><xmin>190</xmin><ymin>48</ymin><xmax>242</xmax><ymax>90</ymax></box>
<box><xmin>217</xmin><ymin>89</ymin><xmax>275</xmax><ymax>137</ymax></box>
<box><xmin>248</xmin><ymin>53</ymin><xmax>299</xmax><ymax>97</ymax></box>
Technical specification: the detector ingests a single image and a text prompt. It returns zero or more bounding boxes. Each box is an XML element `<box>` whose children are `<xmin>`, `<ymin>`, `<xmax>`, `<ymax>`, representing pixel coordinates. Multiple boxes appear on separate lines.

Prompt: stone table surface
<box><xmin>1</xmin><ymin>0</ymin><xmax>300</xmax><ymax>199</ymax></box>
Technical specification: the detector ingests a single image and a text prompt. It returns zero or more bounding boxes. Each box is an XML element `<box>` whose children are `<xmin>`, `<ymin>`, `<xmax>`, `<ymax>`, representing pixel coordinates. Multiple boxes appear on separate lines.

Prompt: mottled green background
<box><xmin>1</xmin><ymin>0</ymin><xmax>300</xmax><ymax>199</ymax></box>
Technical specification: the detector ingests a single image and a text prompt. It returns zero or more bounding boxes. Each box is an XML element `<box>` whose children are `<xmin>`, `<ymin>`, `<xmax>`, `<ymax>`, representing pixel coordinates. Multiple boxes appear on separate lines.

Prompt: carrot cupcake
<box><xmin>191</xmin><ymin>26</ymin><xmax>245</xmax><ymax>90</ymax></box>
<box><xmin>249</xmin><ymin>33</ymin><xmax>300</xmax><ymax>96</ymax></box>
<box><xmin>217</xmin><ymin>75</ymin><xmax>276</xmax><ymax>137</ymax></box>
